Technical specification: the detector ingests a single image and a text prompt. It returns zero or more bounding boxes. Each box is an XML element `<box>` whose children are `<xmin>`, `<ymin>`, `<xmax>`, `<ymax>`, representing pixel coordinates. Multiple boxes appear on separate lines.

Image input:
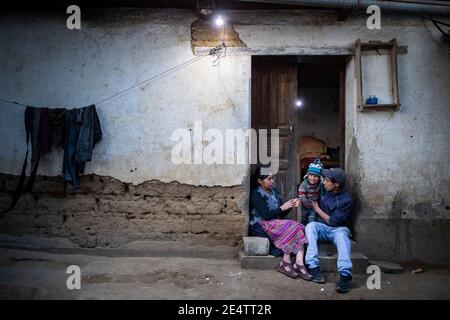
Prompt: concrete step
<box><xmin>240</xmin><ymin>247</ymin><xmax>369</xmax><ymax>274</ymax></box>
<box><xmin>319</xmin><ymin>251</ymin><xmax>368</xmax><ymax>274</ymax></box>
<box><xmin>318</xmin><ymin>240</ymin><xmax>358</xmax><ymax>255</ymax></box>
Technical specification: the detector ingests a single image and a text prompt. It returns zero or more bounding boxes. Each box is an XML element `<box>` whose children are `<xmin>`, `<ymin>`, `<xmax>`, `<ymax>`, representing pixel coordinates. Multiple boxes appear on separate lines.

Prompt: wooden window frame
<box><xmin>355</xmin><ymin>38</ymin><xmax>401</xmax><ymax>112</ymax></box>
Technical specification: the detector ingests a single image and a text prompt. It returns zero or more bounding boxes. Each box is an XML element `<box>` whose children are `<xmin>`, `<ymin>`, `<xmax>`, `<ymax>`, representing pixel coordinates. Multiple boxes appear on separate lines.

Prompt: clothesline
<box><xmin>0</xmin><ymin>44</ymin><xmax>225</xmax><ymax>109</ymax></box>
<box><xmin>1</xmin><ymin>44</ymin><xmax>226</xmax><ymax>214</ymax></box>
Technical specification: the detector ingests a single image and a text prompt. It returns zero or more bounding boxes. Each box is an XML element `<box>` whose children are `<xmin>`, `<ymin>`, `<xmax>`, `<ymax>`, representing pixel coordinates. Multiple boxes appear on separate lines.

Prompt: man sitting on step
<box><xmin>305</xmin><ymin>167</ymin><xmax>354</xmax><ymax>294</ymax></box>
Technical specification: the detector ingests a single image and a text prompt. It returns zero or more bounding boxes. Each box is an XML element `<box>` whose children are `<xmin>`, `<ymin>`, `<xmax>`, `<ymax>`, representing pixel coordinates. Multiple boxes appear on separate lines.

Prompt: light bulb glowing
<box><xmin>296</xmin><ymin>99</ymin><xmax>303</xmax><ymax>107</ymax></box>
<box><xmin>215</xmin><ymin>15</ymin><xmax>224</xmax><ymax>26</ymax></box>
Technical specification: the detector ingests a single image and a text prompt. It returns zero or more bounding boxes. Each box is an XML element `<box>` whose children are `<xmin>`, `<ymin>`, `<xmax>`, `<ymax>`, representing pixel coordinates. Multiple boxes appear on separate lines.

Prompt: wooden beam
<box><xmin>359</xmin><ymin>104</ymin><xmax>401</xmax><ymax>111</ymax></box>
<box><xmin>390</xmin><ymin>39</ymin><xmax>400</xmax><ymax>110</ymax></box>
<box><xmin>355</xmin><ymin>39</ymin><xmax>363</xmax><ymax>111</ymax></box>
<box><xmin>194</xmin><ymin>45</ymin><xmax>407</xmax><ymax>55</ymax></box>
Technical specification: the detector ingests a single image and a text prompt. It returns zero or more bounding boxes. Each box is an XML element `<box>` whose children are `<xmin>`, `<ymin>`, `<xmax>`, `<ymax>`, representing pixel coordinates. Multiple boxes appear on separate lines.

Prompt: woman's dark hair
<box><xmin>250</xmin><ymin>165</ymin><xmax>271</xmax><ymax>189</ymax></box>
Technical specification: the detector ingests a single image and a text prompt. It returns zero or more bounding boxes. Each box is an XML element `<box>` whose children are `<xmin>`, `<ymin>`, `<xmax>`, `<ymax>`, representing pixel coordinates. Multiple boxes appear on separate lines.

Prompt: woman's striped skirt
<box><xmin>258</xmin><ymin>219</ymin><xmax>307</xmax><ymax>255</ymax></box>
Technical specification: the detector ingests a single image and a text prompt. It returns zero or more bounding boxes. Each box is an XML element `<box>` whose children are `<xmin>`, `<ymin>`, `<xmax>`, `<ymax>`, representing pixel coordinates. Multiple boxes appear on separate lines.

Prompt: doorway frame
<box><xmin>247</xmin><ymin>52</ymin><xmax>349</xmax><ymax>232</ymax></box>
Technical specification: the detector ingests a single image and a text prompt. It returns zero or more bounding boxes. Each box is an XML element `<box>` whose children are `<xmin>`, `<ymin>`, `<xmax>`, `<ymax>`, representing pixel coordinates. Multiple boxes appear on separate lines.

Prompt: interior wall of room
<box><xmin>296</xmin><ymin>86</ymin><xmax>340</xmax><ymax>149</ymax></box>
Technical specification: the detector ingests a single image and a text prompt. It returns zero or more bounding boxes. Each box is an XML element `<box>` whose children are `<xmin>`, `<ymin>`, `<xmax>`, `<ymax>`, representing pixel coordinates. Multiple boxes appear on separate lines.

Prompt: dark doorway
<box><xmin>251</xmin><ymin>55</ymin><xmax>347</xmax><ymax>220</ymax></box>
<box><xmin>296</xmin><ymin>55</ymin><xmax>347</xmax><ymax>181</ymax></box>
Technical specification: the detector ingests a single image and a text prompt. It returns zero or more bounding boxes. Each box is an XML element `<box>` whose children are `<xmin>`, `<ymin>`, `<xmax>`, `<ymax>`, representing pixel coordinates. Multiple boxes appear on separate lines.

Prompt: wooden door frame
<box><xmin>339</xmin><ymin>69</ymin><xmax>346</xmax><ymax>169</ymax></box>
<box><xmin>250</xmin><ymin>54</ymin><xmax>348</xmax><ymax>227</ymax></box>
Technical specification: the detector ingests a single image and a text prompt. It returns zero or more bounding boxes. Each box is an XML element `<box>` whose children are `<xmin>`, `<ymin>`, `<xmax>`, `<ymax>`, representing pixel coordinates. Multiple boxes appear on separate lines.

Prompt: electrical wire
<box><xmin>0</xmin><ymin>98</ymin><xmax>27</xmax><ymax>107</ymax></box>
<box><xmin>94</xmin><ymin>50</ymin><xmax>212</xmax><ymax>105</ymax></box>
<box><xmin>422</xmin><ymin>15</ymin><xmax>450</xmax><ymax>41</ymax></box>
<box><xmin>212</xmin><ymin>22</ymin><xmax>227</xmax><ymax>67</ymax></box>
<box><xmin>0</xmin><ymin>45</ymin><xmax>225</xmax><ymax>108</ymax></box>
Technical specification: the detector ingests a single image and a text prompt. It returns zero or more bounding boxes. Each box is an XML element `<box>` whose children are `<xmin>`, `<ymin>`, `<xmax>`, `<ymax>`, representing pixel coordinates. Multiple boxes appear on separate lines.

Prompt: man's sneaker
<box><xmin>308</xmin><ymin>267</ymin><xmax>325</xmax><ymax>283</ymax></box>
<box><xmin>335</xmin><ymin>275</ymin><xmax>352</xmax><ymax>293</ymax></box>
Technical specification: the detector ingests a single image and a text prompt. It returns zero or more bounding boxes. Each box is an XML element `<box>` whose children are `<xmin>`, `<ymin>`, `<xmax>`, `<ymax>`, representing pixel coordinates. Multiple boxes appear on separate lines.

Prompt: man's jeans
<box><xmin>305</xmin><ymin>221</ymin><xmax>352</xmax><ymax>277</ymax></box>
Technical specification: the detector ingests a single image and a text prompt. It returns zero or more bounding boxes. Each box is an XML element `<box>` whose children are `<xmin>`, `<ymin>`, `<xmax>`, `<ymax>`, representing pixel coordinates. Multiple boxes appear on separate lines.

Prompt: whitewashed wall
<box><xmin>0</xmin><ymin>10</ymin><xmax>250</xmax><ymax>187</ymax></box>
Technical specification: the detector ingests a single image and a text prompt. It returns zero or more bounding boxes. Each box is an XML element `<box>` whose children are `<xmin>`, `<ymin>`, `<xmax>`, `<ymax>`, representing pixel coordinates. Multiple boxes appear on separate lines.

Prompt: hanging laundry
<box><xmin>62</xmin><ymin>104</ymin><xmax>102</xmax><ymax>188</ymax></box>
<box><xmin>24</xmin><ymin>107</ymin><xmax>47</xmax><ymax>192</ymax></box>
<box><xmin>39</xmin><ymin>108</ymin><xmax>51</xmax><ymax>154</ymax></box>
<box><xmin>3</xmin><ymin>106</ymin><xmax>57</xmax><ymax>213</ymax></box>
<box><xmin>48</xmin><ymin>108</ymin><xmax>67</xmax><ymax>149</ymax></box>
<box><xmin>2</xmin><ymin>104</ymin><xmax>102</xmax><ymax>213</ymax></box>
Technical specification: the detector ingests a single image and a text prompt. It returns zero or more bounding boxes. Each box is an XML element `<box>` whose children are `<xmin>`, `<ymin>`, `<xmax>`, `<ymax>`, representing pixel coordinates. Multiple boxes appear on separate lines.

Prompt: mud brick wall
<box><xmin>0</xmin><ymin>173</ymin><xmax>246</xmax><ymax>248</ymax></box>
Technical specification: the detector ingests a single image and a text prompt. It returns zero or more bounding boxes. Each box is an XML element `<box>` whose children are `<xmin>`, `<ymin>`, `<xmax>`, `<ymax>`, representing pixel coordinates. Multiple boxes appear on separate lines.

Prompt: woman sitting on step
<box><xmin>249</xmin><ymin>165</ymin><xmax>313</xmax><ymax>281</ymax></box>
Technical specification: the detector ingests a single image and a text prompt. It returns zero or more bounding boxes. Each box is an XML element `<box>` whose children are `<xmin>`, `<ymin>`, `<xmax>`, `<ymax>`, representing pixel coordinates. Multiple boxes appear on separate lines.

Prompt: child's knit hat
<box><xmin>306</xmin><ymin>158</ymin><xmax>323</xmax><ymax>176</ymax></box>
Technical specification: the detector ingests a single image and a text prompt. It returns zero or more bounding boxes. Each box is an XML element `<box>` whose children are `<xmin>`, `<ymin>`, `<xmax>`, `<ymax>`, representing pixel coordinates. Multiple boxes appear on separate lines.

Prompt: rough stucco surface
<box><xmin>0</xmin><ymin>9</ymin><xmax>449</xmax><ymax>262</ymax></box>
<box><xmin>0</xmin><ymin>9</ymin><xmax>250</xmax><ymax>187</ymax></box>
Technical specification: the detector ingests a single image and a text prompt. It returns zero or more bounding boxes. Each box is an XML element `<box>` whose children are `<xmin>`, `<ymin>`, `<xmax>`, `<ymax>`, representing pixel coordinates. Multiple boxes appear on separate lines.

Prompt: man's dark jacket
<box><xmin>319</xmin><ymin>187</ymin><xmax>353</xmax><ymax>228</ymax></box>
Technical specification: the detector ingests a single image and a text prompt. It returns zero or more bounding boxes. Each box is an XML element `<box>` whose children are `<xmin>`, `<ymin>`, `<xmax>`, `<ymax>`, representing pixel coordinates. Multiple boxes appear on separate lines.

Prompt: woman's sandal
<box><xmin>277</xmin><ymin>260</ymin><xmax>299</xmax><ymax>278</ymax></box>
<box><xmin>293</xmin><ymin>263</ymin><xmax>313</xmax><ymax>281</ymax></box>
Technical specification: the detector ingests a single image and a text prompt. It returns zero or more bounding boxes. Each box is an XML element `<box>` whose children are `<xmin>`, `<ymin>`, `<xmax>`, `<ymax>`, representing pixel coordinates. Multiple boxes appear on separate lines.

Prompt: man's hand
<box><xmin>311</xmin><ymin>201</ymin><xmax>330</xmax><ymax>224</ymax></box>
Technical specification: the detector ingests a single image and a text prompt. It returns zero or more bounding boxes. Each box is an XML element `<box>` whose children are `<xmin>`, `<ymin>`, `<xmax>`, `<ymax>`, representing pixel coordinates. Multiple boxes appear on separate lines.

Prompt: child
<box><xmin>298</xmin><ymin>159</ymin><xmax>323</xmax><ymax>225</ymax></box>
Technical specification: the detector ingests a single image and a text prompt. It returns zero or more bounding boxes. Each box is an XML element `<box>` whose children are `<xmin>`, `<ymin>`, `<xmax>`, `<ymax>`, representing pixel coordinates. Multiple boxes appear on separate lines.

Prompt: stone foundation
<box><xmin>0</xmin><ymin>173</ymin><xmax>247</xmax><ymax>248</ymax></box>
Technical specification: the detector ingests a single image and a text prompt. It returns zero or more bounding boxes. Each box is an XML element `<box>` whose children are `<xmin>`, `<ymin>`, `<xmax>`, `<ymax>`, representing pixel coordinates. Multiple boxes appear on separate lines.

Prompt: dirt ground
<box><xmin>0</xmin><ymin>247</ymin><xmax>449</xmax><ymax>300</ymax></box>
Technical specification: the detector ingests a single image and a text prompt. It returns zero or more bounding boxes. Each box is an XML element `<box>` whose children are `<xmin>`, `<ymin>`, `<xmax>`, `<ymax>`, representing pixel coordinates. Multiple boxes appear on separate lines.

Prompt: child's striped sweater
<box><xmin>298</xmin><ymin>179</ymin><xmax>321</xmax><ymax>208</ymax></box>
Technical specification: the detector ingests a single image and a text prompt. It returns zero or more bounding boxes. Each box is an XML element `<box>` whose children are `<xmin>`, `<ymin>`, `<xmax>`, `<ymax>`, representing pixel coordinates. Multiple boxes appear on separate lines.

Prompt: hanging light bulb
<box><xmin>295</xmin><ymin>99</ymin><xmax>303</xmax><ymax>107</ymax></box>
<box><xmin>215</xmin><ymin>15</ymin><xmax>224</xmax><ymax>26</ymax></box>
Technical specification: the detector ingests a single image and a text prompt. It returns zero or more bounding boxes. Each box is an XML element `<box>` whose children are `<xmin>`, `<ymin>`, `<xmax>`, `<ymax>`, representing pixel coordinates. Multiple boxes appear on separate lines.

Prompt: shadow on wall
<box><xmin>345</xmin><ymin>137</ymin><xmax>362</xmax><ymax>241</ymax></box>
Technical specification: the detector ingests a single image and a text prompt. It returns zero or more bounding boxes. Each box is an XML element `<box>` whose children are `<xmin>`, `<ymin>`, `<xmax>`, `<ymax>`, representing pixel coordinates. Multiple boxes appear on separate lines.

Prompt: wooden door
<box><xmin>339</xmin><ymin>69</ymin><xmax>346</xmax><ymax>169</ymax></box>
<box><xmin>251</xmin><ymin>56</ymin><xmax>298</xmax><ymax>216</ymax></box>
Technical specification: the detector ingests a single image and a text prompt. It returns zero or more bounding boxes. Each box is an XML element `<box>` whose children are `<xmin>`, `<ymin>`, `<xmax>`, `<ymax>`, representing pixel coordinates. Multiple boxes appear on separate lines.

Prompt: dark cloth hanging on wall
<box><xmin>62</xmin><ymin>105</ymin><xmax>102</xmax><ymax>188</ymax></box>
<box><xmin>24</xmin><ymin>108</ymin><xmax>44</xmax><ymax>192</ymax></box>
<box><xmin>76</xmin><ymin>105</ymin><xmax>102</xmax><ymax>163</ymax></box>
<box><xmin>39</xmin><ymin>108</ymin><xmax>51</xmax><ymax>154</ymax></box>
<box><xmin>2</xmin><ymin>104</ymin><xmax>102</xmax><ymax>213</ymax></box>
<box><xmin>24</xmin><ymin>107</ymin><xmax>54</xmax><ymax>192</ymax></box>
<box><xmin>30</xmin><ymin>107</ymin><xmax>41</xmax><ymax>162</ymax></box>
<box><xmin>2</xmin><ymin>106</ymin><xmax>56</xmax><ymax>214</ymax></box>
<box><xmin>48</xmin><ymin>108</ymin><xmax>67</xmax><ymax>148</ymax></box>
<box><xmin>2</xmin><ymin>107</ymin><xmax>34</xmax><ymax>214</ymax></box>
